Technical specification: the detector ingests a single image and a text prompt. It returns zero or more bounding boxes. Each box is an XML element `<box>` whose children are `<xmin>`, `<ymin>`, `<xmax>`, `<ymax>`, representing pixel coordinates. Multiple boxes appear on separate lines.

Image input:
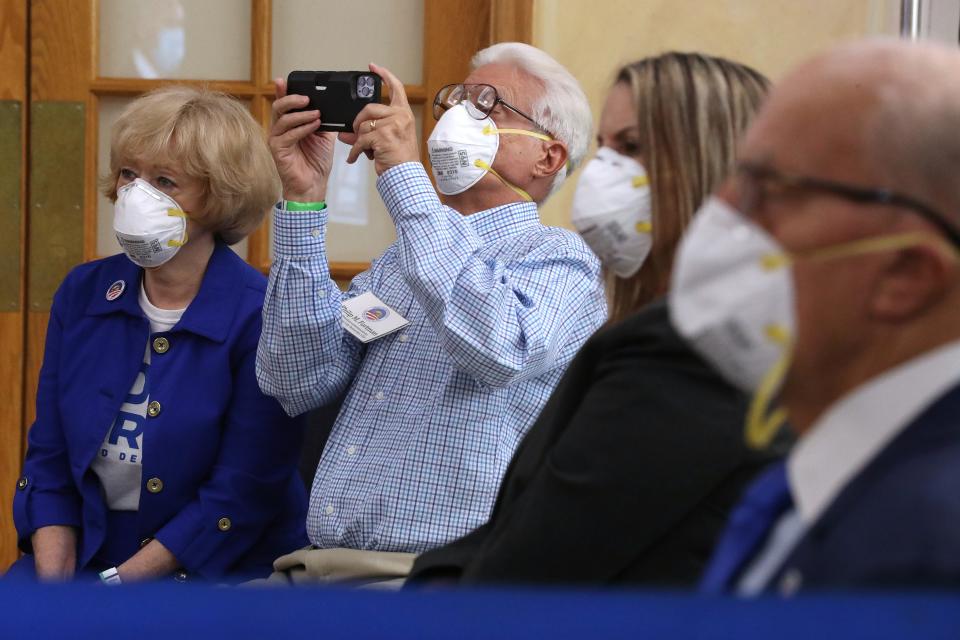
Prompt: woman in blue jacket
<box><xmin>9</xmin><ymin>86</ymin><xmax>307</xmax><ymax>584</ymax></box>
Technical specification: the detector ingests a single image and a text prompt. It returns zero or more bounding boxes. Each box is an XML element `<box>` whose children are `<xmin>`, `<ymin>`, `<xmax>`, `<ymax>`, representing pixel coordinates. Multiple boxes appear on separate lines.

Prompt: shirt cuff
<box><xmin>272</xmin><ymin>204</ymin><xmax>329</xmax><ymax>259</ymax></box>
<box><xmin>376</xmin><ymin>162</ymin><xmax>443</xmax><ymax>222</ymax></box>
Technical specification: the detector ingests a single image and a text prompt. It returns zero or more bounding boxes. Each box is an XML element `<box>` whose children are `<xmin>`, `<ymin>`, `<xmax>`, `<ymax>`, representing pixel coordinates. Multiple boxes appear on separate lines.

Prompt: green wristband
<box><xmin>283</xmin><ymin>200</ymin><xmax>327</xmax><ymax>211</ymax></box>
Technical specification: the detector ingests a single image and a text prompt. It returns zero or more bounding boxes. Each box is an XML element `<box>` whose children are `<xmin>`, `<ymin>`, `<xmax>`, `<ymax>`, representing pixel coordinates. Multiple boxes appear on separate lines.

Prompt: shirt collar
<box><xmin>787</xmin><ymin>338</ymin><xmax>960</xmax><ymax>524</ymax></box>
<box><xmin>86</xmin><ymin>242</ymin><xmax>244</xmax><ymax>343</ymax></box>
<box><xmin>466</xmin><ymin>201</ymin><xmax>540</xmax><ymax>244</ymax></box>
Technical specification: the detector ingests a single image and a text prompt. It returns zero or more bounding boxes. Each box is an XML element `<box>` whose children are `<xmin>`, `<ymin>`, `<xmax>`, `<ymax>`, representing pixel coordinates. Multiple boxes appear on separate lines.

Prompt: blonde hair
<box><xmin>100</xmin><ymin>86</ymin><xmax>279</xmax><ymax>245</ymax></box>
<box><xmin>607</xmin><ymin>52</ymin><xmax>769</xmax><ymax>324</ymax></box>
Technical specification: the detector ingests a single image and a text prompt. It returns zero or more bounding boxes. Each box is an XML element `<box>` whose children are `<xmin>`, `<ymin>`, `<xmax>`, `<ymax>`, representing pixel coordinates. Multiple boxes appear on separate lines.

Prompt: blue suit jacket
<box><xmin>13</xmin><ymin>243</ymin><xmax>308</xmax><ymax>581</ymax></box>
<box><xmin>766</xmin><ymin>382</ymin><xmax>960</xmax><ymax>593</ymax></box>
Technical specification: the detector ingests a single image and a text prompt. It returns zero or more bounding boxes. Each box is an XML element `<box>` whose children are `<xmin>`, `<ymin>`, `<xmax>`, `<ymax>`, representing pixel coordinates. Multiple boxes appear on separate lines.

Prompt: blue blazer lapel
<box><xmin>769</xmin><ymin>383</ymin><xmax>960</xmax><ymax>591</ymax></box>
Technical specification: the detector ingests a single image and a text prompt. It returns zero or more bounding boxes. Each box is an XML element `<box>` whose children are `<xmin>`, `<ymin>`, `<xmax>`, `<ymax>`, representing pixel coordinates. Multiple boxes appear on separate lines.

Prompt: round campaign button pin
<box><xmin>105</xmin><ymin>280</ymin><xmax>126</xmax><ymax>301</ymax></box>
<box><xmin>364</xmin><ymin>307</ymin><xmax>389</xmax><ymax>321</ymax></box>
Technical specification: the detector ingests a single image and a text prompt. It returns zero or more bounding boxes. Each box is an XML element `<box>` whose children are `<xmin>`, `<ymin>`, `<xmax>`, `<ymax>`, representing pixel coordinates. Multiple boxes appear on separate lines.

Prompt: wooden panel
<box><xmin>0</xmin><ymin>313</ymin><xmax>24</xmax><ymax>565</ymax></box>
<box><xmin>246</xmin><ymin>0</ymin><xmax>273</xmax><ymax>272</ymax></box>
<box><xmin>91</xmin><ymin>78</ymin><xmax>261</xmax><ymax>97</ymax></box>
<box><xmin>0</xmin><ymin>102</ymin><xmax>22</xmax><ymax>310</ymax></box>
<box><xmin>491</xmin><ymin>0</ymin><xmax>534</xmax><ymax>43</ymax></box>
<box><xmin>30</xmin><ymin>0</ymin><xmax>92</xmax><ymax>102</ymax></box>
<box><xmin>28</xmin><ymin>102</ymin><xmax>86</xmax><ymax>311</ymax></box>
<box><xmin>0</xmin><ymin>0</ymin><xmax>27</xmax><ymax>572</ymax></box>
<box><xmin>422</xmin><ymin>0</ymin><xmax>492</xmax><ymax>156</ymax></box>
<box><xmin>0</xmin><ymin>0</ymin><xmax>27</xmax><ymax>101</ymax></box>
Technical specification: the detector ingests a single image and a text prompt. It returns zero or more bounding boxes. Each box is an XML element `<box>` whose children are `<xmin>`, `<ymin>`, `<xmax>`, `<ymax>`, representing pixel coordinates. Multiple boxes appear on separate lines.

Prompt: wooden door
<box><xmin>0</xmin><ymin>0</ymin><xmax>27</xmax><ymax>567</ymax></box>
<box><xmin>4</xmin><ymin>0</ymin><xmax>530</xmax><ymax>571</ymax></box>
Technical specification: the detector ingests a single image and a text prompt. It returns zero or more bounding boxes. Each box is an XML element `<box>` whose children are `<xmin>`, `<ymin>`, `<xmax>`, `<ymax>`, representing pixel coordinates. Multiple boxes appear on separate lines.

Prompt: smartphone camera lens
<box><xmin>357</xmin><ymin>75</ymin><xmax>375</xmax><ymax>99</ymax></box>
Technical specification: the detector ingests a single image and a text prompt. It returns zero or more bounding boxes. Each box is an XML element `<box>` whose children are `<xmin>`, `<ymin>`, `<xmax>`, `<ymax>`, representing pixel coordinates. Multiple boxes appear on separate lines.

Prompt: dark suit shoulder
<box><xmin>788</xmin><ymin>387</ymin><xmax>960</xmax><ymax>588</ymax></box>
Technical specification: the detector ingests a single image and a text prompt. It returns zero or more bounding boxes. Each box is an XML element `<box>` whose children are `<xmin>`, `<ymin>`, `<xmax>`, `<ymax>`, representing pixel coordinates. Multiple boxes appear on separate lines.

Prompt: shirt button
<box><xmin>146</xmin><ymin>477</ymin><xmax>164</xmax><ymax>493</ymax></box>
<box><xmin>16</xmin><ymin>477</ymin><xmax>28</xmax><ymax>491</ymax></box>
<box><xmin>346</xmin><ymin>446</ymin><xmax>357</xmax><ymax>456</ymax></box>
<box><xmin>217</xmin><ymin>517</ymin><xmax>232</xmax><ymax>532</ymax></box>
<box><xmin>374</xmin><ymin>391</ymin><xmax>385</xmax><ymax>401</ymax></box>
<box><xmin>311</xmin><ymin>229</ymin><xmax>321</xmax><ymax>238</ymax></box>
<box><xmin>152</xmin><ymin>336</ymin><xmax>170</xmax><ymax>354</ymax></box>
<box><xmin>324</xmin><ymin>505</ymin><xmax>334</xmax><ymax>515</ymax></box>
<box><xmin>147</xmin><ymin>400</ymin><xmax>162</xmax><ymax>418</ymax></box>
<box><xmin>174</xmin><ymin>570</ymin><xmax>188</xmax><ymax>583</ymax></box>
<box><xmin>398</xmin><ymin>334</ymin><xmax>409</xmax><ymax>343</ymax></box>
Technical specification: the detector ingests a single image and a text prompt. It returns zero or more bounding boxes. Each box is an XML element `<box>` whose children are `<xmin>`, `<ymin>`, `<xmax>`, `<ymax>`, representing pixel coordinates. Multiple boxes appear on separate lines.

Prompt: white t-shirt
<box><xmin>91</xmin><ymin>284</ymin><xmax>185</xmax><ymax>511</ymax></box>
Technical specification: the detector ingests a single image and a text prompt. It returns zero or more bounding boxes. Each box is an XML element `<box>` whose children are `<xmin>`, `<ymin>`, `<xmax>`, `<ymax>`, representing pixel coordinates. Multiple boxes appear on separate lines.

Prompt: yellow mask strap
<box><xmin>804</xmin><ymin>231</ymin><xmax>955</xmax><ymax>263</ymax></box>
<box><xmin>166</xmin><ymin>208</ymin><xmax>189</xmax><ymax>248</ymax></box>
<box><xmin>745</xmin><ymin>324</ymin><xmax>792</xmax><ymax>449</ymax></box>
<box><xmin>632</xmin><ymin>175</ymin><xmax>649</xmax><ymax>188</ymax></box>
<box><xmin>474</xmin><ymin>159</ymin><xmax>534</xmax><ymax>202</ymax></box>
<box><xmin>481</xmin><ymin>123</ymin><xmax>553</xmax><ymax>142</ymax></box>
<box><xmin>760</xmin><ymin>231</ymin><xmax>954</xmax><ymax>272</ymax></box>
<box><xmin>636</xmin><ymin>221</ymin><xmax>653</xmax><ymax>234</ymax></box>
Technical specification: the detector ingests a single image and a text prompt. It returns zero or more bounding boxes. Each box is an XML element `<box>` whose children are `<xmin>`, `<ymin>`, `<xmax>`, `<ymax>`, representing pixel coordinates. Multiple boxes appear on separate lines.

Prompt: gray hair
<box><xmin>472</xmin><ymin>42</ymin><xmax>592</xmax><ymax>199</ymax></box>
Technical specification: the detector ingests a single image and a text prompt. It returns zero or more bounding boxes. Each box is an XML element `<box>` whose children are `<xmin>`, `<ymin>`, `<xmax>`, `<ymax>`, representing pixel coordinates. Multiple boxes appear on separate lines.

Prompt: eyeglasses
<box><xmin>737</xmin><ymin>161</ymin><xmax>960</xmax><ymax>247</ymax></box>
<box><xmin>433</xmin><ymin>83</ymin><xmax>552</xmax><ymax>136</ymax></box>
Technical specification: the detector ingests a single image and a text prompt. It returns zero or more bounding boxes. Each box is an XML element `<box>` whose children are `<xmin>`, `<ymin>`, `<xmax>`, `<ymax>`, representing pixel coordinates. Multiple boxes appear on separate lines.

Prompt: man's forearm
<box><xmin>257</xmin><ymin>204</ymin><xmax>365</xmax><ymax>414</ymax></box>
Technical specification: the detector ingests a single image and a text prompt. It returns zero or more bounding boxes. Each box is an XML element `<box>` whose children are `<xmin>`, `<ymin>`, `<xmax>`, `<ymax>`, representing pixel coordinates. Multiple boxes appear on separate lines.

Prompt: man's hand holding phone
<box><xmin>269</xmin><ymin>78</ymin><xmax>337</xmax><ymax>203</ymax></box>
<box><xmin>340</xmin><ymin>63</ymin><xmax>420</xmax><ymax>176</ymax></box>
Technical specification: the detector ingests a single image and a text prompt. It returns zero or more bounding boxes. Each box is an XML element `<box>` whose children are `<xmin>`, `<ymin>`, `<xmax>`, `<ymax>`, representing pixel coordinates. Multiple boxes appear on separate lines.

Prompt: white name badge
<box><xmin>341</xmin><ymin>291</ymin><xmax>410</xmax><ymax>343</ymax></box>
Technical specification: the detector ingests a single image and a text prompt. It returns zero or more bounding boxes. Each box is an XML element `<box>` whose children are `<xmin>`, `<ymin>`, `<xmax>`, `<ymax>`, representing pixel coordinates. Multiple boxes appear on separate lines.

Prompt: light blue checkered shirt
<box><xmin>256</xmin><ymin>162</ymin><xmax>606</xmax><ymax>553</ymax></box>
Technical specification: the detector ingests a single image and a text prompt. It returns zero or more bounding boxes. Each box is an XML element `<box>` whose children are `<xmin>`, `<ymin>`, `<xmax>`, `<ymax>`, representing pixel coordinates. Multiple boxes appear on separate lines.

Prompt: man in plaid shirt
<box><xmin>256</xmin><ymin>43</ymin><xmax>605</xmax><ymax>585</ymax></box>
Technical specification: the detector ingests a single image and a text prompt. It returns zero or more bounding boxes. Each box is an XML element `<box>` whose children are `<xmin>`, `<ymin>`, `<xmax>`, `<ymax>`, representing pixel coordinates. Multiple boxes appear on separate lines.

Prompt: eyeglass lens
<box><xmin>433</xmin><ymin>84</ymin><xmax>498</xmax><ymax>120</ymax></box>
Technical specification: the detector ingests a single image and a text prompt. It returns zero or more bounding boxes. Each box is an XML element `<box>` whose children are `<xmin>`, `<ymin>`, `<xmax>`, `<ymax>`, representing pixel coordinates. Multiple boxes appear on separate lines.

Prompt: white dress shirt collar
<box><xmin>788</xmin><ymin>338</ymin><xmax>960</xmax><ymax>525</ymax></box>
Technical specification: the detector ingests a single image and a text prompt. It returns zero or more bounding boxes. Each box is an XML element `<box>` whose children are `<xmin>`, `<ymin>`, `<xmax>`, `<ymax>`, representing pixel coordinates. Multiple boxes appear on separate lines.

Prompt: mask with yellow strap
<box><xmin>669</xmin><ymin>196</ymin><xmax>954</xmax><ymax>449</ymax></box>
<box><xmin>113</xmin><ymin>178</ymin><xmax>189</xmax><ymax>268</ymax></box>
<box><xmin>427</xmin><ymin>103</ymin><xmax>552</xmax><ymax>202</ymax></box>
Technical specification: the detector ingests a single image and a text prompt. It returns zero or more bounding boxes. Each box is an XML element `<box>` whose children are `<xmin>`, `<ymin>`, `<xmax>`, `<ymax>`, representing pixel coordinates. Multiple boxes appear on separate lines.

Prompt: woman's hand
<box><xmin>31</xmin><ymin>525</ymin><xmax>77</xmax><ymax>582</ymax></box>
<box><xmin>116</xmin><ymin>539</ymin><xmax>180</xmax><ymax>582</ymax></box>
<box><xmin>269</xmin><ymin>78</ymin><xmax>338</xmax><ymax>203</ymax></box>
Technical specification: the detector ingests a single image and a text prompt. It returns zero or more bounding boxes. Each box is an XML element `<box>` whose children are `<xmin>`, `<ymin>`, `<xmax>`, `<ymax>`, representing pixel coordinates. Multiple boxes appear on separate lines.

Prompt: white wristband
<box><xmin>98</xmin><ymin>567</ymin><xmax>122</xmax><ymax>585</ymax></box>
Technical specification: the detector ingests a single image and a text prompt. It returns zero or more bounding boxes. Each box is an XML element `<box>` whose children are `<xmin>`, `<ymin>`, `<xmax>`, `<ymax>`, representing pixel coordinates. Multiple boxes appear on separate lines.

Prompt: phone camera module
<box><xmin>357</xmin><ymin>75</ymin><xmax>375</xmax><ymax>99</ymax></box>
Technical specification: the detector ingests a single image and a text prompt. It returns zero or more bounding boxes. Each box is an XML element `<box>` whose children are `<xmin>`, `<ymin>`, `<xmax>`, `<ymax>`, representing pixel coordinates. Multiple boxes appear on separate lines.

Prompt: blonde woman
<box><xmin>9</xmin><ymin>87</ymin><xmax>307</xmax><ymax>584</ymax></box>
<box><xmin>409</xmin><ymin>53</ymin><xmax>780</xmax><ymax>587</ymax></box>
<box><xmin>572</xmin><ymin>52</ymin><xmax>770</xmax><ymax>323</ymax></box>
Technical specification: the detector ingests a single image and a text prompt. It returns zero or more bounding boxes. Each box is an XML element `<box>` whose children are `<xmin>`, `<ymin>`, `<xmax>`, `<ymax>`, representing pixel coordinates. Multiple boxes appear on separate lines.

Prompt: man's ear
<box><xmin>534</xmin><ymin>140</ymin><xmax>568</xmax><ymax>180</ymax></box>
<box><xmin>871</xmin><ymin>243</ymin><xmax>958</xmax><ymax>320</ymax></box>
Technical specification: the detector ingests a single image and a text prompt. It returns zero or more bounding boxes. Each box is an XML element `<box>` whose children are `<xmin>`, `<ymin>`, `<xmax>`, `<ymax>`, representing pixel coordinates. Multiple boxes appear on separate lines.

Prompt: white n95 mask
<box><xmin>570</xmin><ymin>147</ymin><xmax>653</xmax><ymax>278</ymax></box>
<box><xmin>668</xmin><ymin>196</ymin><xmax>795</xmax><ymax>449</ymax></box>
<box><xmin>669</xmin><ymin>195</ymin><xmax>948</xmax><ymax>449</ymax></box>
<box><xmin>113</xmin><ymin>178</ymin><xmax>189</xmax><ymax>268</ymax></box>
<box><xmin>427</xmin><ymin>103</ymin><xmax>551</xmax><ymax>202</ymax></box>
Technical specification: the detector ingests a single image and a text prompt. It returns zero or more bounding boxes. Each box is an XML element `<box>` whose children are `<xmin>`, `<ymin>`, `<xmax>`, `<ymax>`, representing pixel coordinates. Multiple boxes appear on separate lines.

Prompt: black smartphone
<box><xmin>286</xmin><ymin>71</ymin><xmax>382</xmax><ymax>133</ymax></box>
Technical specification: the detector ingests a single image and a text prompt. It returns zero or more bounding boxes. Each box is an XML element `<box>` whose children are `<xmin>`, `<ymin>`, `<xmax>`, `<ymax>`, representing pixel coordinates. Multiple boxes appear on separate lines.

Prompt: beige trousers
<box><xmin>259</xmin><ymin>546</ymin><xmax>417</xmax><ymax>590</ymax></box>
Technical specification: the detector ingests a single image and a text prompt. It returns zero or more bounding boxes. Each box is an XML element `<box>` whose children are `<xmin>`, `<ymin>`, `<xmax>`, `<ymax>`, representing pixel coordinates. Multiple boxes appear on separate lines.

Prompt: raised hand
<box><xmin>269</xmin><ymin>77</ymin><xmax>338</xmax><ymax>202</ymax></box>
<box><xmin>339</xmin><ymin>63</ymin><xmax>420</xmax><ymax>176</ymax></box>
